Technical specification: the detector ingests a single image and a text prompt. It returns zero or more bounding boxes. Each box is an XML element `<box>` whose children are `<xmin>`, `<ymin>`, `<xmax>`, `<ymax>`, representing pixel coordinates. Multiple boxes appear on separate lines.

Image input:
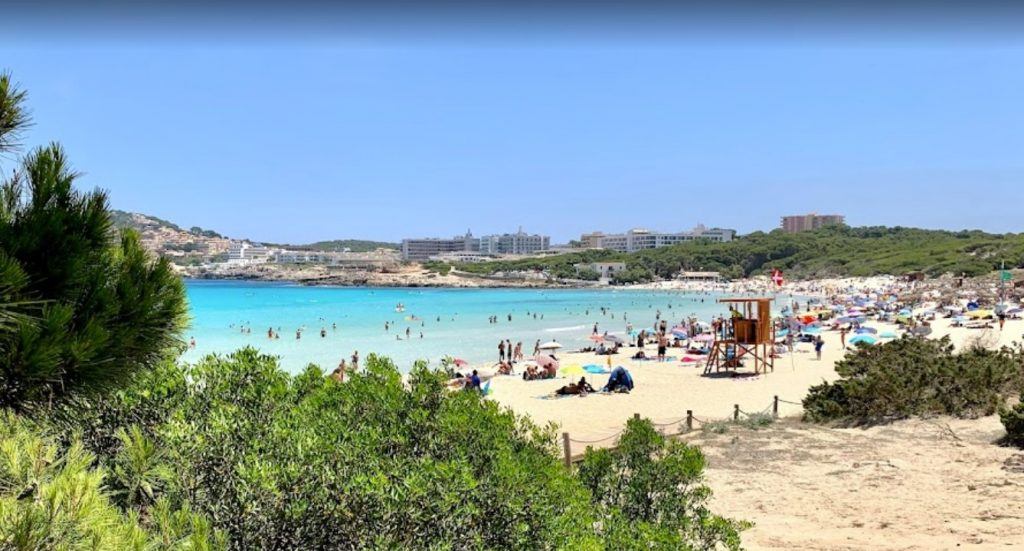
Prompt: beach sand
<box><xmin>488</xmin><ymin>316</ymin><xmax>1022</xmax><ymax>443</ymax></box>
<box><xmin>481</xmin><ymin>314</ymin><xmax>1024</xmax><ymax>549</ymax></box>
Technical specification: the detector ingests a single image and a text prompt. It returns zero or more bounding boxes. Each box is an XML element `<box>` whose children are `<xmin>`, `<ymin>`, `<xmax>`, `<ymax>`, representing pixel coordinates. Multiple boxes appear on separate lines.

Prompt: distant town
<box><xmin>116</xmin><ymin>210</ymin><xmax>846</xmax><ymax>285</ymax></box>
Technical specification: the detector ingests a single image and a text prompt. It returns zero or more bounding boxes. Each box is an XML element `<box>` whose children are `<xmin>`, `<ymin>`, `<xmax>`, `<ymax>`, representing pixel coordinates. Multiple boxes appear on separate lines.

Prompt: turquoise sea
<box><xmin>180</xmin><ymin>280</ymin><xmax>789</xmax><ymax>372</ymax></box>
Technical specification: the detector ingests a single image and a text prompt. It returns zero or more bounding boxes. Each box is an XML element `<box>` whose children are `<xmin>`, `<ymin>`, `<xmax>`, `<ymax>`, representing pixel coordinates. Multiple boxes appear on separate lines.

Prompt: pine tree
<box><xmin>0</xmin><ymin>72</ymin><xmax>188</xmax><ymax>410</ymax></box>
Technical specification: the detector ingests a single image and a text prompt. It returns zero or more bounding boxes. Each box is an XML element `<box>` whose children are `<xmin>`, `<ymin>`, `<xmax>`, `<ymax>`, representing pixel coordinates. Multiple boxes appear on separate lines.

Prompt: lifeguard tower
<box><xmin>704</xmin><ymin>297</ymin><xmax>775</xmax><ymax>375</ymax></box>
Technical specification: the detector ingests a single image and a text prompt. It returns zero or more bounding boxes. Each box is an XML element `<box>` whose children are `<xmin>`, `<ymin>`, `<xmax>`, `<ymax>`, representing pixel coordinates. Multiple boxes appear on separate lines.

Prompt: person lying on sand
<box><xmin>555</xmin><ymin>378</ymin><xmax>595</xmax><ymax>396</ymax></box>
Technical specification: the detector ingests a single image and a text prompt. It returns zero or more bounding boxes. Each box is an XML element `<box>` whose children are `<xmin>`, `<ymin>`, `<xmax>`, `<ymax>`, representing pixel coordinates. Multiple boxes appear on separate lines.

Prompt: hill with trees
<box><xmin>456</xmin><ymin>226</ymin><xmax>1024</xmax><ymax>283</ymax></box>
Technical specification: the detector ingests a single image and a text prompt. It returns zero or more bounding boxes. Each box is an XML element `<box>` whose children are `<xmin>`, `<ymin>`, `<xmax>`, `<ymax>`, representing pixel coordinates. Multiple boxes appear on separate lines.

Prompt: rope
<box><xmin>569</xmin><ymin>431</ymin><xmax>623</xmax><ymax>445</ymax></box>
<box><xmin>651</xmin><ymin>416</ymin><xmax>687</xmax><ymax>427</ymax></box>
<box><xmin>777</xmin><ymin>398</ymin><xmax>803</xmax><ymax>405</ymax></box>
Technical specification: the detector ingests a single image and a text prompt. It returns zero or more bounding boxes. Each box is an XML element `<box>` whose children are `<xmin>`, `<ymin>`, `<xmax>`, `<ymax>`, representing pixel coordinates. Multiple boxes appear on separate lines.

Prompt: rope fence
<box><xmin>561</xmin><ymin>395</ymin><xmax>804</xmax><ymax>468</ymax></box>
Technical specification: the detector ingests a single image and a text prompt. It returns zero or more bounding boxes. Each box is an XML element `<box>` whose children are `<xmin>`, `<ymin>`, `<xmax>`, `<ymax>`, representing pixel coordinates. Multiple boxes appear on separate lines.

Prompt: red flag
<box><xmin>771</xmin><ymin>269</ymin><xmax>784</xmax><ymax>287</ymax></box>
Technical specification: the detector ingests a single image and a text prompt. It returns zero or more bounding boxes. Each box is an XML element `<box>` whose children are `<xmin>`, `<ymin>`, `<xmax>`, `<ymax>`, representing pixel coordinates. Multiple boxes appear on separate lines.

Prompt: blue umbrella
<box><xmin>849</xmin><ymin>335</ymin><xmax>877</xmax><ymax>345</ymax></box>
<box><xmin>802</xmin><ymin>326</ymin><xmax>821</xmax><ymax>334</ymax></box>
<box><xmin>880</xmin><ymin>331</ymin><xmax>898</xmax><ymax>338</ymax></box>
<box><xmin>855</xmin><ymin>327</ymin><xmax>877</xmax><ymax>334</ymax></box>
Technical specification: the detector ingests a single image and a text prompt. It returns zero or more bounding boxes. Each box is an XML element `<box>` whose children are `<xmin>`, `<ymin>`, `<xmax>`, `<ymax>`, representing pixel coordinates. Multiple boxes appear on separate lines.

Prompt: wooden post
<box><xmin>733</xmin><ymin>404</ymin><xmax>740</xmax><ymax>421</ymax></box>
<box><xmin>686</xmin><ymin>410</ymin><xmax>693</xmax><ymax>431</ymax></box>
<box><xmin>633</xmin><ymin>413</ymin><xmax>640</xmax><ymax>420</ymax></box>
<box><xmin>773</xmin><ymin>395</ymin><xmax>779</xmax><ymax>418</ymax></box>
<box><xmin>562</xmin><ymin>432</ymin><xmax>571</xmax><ymax>469</ymax></box>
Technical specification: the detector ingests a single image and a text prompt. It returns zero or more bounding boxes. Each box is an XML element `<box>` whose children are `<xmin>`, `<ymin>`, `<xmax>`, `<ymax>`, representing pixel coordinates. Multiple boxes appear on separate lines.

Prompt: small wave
<box><xmin>544</xmin><ymin>324</ymin><xmax>587</xmax><ymax>333</ymax></box>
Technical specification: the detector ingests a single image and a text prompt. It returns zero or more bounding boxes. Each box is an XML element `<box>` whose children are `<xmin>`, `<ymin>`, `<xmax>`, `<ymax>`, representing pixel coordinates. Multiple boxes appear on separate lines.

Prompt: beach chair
<box><xmin>481</xmin><ymin>380</ymin><xmax>491</xmax><ymax>396</ymax></box>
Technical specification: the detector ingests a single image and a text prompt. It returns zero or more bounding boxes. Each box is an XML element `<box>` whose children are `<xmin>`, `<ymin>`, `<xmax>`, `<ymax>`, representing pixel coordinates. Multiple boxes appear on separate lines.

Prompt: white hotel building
<box><xmin>580</xmin><ymin>225</ymin><xmax>735</xmax><ymax>253</ymax></box>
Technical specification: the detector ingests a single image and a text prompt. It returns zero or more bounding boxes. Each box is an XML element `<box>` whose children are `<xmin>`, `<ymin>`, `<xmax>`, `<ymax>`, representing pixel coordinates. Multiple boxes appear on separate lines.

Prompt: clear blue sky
<box><xmin>3</xmin><ymin>5</ymin><xmax>1023</xmax><ymax>244</ymax></box>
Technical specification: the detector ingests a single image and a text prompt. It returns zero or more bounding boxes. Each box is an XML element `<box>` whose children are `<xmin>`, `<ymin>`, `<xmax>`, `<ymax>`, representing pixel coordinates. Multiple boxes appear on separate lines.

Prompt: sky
<box><xmin>2</xmin><ymin>3</ymin><xmax>1024</xmax><ymax>244</ymax></box>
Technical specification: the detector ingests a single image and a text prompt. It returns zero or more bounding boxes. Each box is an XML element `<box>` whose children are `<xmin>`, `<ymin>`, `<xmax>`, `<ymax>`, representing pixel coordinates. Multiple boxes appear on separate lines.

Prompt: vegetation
<box><xmin>33</xmin><ymin>349</ymin><xmax>745</xmax><ymax>549</ymax></box>
<box><xmin>803</xmin><ymin>337</ymin><xmax>1024</xmax><ymax>423</ymax></box>
<box><xmin>422</xmin><ymin>260</ymin><xmax>453</xmax><ymax>275</ymax></box>
<box><xmin>577</xmin><ymin>417</ymin><xmax>747</xmax><ymax>549</ymax></box>
<box><xmin>287</xmin><ymin>239</ymin><xmax>399</xmax><ymax>252</ymax></box>
<box><xmin>999</xmin><ymin>395</ymin><xmax>1024</xmax><ymax>446</ymax></box>
<box><xmin>458</xmin><ymin>226</ymin><xmax>1024</xmax><ymax>281</ymax></box>
<box><xmin>0</xmin><ymin>81</ymin><xmax>187</xmax><ymax>412</ymax></box>
<box><xmin>0</xmin><ymin>411</ymin><xmax>224</xmax><ymax>550</ymax></box>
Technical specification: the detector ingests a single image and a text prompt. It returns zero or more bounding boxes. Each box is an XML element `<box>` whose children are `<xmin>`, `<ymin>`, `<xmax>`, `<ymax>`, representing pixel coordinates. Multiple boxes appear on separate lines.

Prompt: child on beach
<box><xmin>814</xmin><ymin>336</ymin><xmax>824</xmax><ymax>360</ymax></box>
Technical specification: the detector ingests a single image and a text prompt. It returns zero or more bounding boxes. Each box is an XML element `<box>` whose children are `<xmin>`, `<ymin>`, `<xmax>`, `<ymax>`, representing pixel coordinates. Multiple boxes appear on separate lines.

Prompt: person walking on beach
<box><xmin>351</xmin><ymin>350</ymin><xmax>359</xmax><ymax>370</ymax></box>
<box><xmin>514</xmin><ymin>341</ymin><xmax>522</xmax><ymax>362</ymax></box>
<box><xmin>533</xmin><ymin>339</ymin><xmax>541</xmax><ymax>355</ymax></box>
<box><xmin>498</xmin><ymin>340</ymin><xmax>506</xmax><ymax>362</ymax></box>
<box><xmin>814</xmin><ymin>336</ymin><xmax>824</xmax><ymax>361</ymax></box>
<box><xmin>505</xmin><ymin>339</ymin><xmax>512</xmax><ymax>362</ymax></box>
<box><xmin>657</xmin><ymin>333</ymin><xmax>668</xmax><ymax>362</ymax></box>
<box><xmin>839</xmin><ymin>327</ymin><xmax>848</xmax><ymax>348</ymax></box>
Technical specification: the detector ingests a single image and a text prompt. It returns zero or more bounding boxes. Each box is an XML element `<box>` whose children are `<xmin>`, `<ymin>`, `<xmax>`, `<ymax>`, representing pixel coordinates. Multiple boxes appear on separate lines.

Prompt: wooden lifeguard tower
<box><xmin>704</xmin><ymin>297</ymin><xmax>775</xmax><ymax>375</ymax></box>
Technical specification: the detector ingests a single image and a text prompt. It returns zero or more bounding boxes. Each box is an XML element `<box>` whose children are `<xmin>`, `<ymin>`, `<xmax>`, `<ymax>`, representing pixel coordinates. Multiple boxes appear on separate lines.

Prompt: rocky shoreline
<box><xmin>180</xmin><ymin>264</ymin><xmax>593</xmax><ymax>288</ymax></box>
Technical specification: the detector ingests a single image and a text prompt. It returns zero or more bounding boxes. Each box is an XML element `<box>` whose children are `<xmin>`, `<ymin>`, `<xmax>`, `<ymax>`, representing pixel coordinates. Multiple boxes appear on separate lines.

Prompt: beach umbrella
<box><xmin>559</xmin><ymin>364</ymin><xmax>584</xmax><ymax>377</ymax></box>
<box><xmin>776</xmin><ymin>328</ymin><xmax>789</xmax><ymax>337</ymax></box>
<box><xmin>855</xmin><ymin>327</ymin><xmax>877</xmax><ymax>334</ymax></box>
<box><xmin>802</xmin><ymin>326</ymin><xmax>821</xmax><ymax>334</ymax></box>
<box><xmin>671</xmin><ymin>329</ymin><xmax>688</xmax><ymax>338</ymax></box>
<box><xmin>605</xmin><ymin>334</ymin><xmax>626</xmax><ymax>344</ymax></box>
<box><xmin>583</xmin><ymin>364</ymin><xmax>608</xmax><ymax>374</ymax></box>
<box><xmin>692</xmin><ymin>333</ymin><xmax>715</xmax><ymax>342</ymax></box>
<box><xmin>534</xmin><ymin>354</ymin><xmax>559</xmax><ymax>372</ymax></box>
<box><xmin>967</xmin><ymin>309</ymin><xmax>994</xmax><ymax>319</ymax></box>
<box><xmin>453</xmin><ymin>358</ymin><xmax>468</xmax><ymax>367</ymax></box>
<box><xmin>880</xmin><ymin>331</ymin><xmax>898</xmax><ymax>338</ymax></box>
<box><xmin>1007</xmin><ymin>308</ymin><xmax>1023</xmax><ymax>315</ymax></box>
<box><xmin>588</xmin><ymin>334</ymin><xmax>604</xmax><ymax>343</ymax></box>
<box><xmin>849</xmin><ymin>335</ymin><xmax>877</xmax><ymax>345</ymax></box>
<box><xmin>911</xmin><ymin>326</ymin><xmax>933</xmax><ymax>337</ymax></box>
<box><xmin>538</xmin><ymin>341</ymin><xmax>563</xmax><ymax>350</ymax></box>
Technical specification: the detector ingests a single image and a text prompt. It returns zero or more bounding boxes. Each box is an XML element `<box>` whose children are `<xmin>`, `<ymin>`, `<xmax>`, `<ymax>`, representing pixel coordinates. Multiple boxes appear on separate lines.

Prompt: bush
<box><xmin>0</xmin><ymin>411</ymin><xmax>224</xmax><ymax>550</ymax></box>
<box><xmin>577</xmin><ymin>417</ymin><xmax>748</xmax><ymax>550</ymax></box>
<box><xmin>804</xmin><ymin>337</ymin><xmax>1024</xmax><ymax>423</ymax></box>
<box><xmin>1000</xmin><ymin>395</ymin><xmax>1024</xmax><ymax>445</ymax></box>
<box><xmin>74</xmin><ymin>348</ymin><xmax>598</xmax><ymax>549</ymax></box>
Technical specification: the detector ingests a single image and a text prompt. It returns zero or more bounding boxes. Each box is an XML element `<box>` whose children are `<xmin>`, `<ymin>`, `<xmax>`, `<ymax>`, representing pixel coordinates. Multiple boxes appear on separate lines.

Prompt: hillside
<box><xmin>456</xmin><ymin>226</ymin><xmax>1024</xmax><ymax>282</ymax></box>
<box><xmin>270</xmin><ymin>239</ymin><xmax>399</xmax><ymax>252</ymax></box>
<box><xmin>110</xmin><ymin>210</ymin><xmax>231</xmax><ymax>265</ymax></box>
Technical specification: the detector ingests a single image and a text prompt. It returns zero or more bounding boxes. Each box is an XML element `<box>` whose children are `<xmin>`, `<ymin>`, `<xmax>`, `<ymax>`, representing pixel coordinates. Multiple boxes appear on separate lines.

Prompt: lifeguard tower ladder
<box><xmin>704</xmin><ymin>297</ymin><xmax>775</xmax><ymax>375</ymax></box>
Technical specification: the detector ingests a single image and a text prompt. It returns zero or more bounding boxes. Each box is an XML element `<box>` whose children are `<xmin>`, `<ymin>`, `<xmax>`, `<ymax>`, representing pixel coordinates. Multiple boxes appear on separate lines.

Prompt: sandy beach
<box><xmin>487</xmin><ymin>315</ymin><xmax>1022</xmax><ymax>443</ymax></box>
<box><xmin>475</xmin><ymin>290</ymin><xmax>1024</xmax><ymax>550</ymax></box>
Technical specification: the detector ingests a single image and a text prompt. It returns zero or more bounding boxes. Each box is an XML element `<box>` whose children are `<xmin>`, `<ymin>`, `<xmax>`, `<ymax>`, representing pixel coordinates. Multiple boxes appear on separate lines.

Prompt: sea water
<box><xmin>180</xmin><ymin>280</ymin><xmax>792</xmax><ymax>372</ymax></box>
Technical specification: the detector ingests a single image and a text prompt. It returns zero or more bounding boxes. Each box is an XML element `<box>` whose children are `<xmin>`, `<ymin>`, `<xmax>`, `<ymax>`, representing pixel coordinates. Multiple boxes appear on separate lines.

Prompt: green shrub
<box><xmin>577</xmin><ymin>417</ymin><xmax>748</xmax><ymax>550</ymax></box>
<box><xmin>132</xmin><ymin>348</ymin><xmax>599</xmax><ymax>549</ymax></box>
<box><xmin>804</xmin><ymin>337</ymin><xmax>1024</xmax><ymax>423</ymax></box>
<box><xmin>0</xmin><ymin>411</ymin><xmax>224</xmax><ymax>550</ymax></box>
<box><xmin>999</xmin><ymin>395</ymin><xmax>1024</xmax><ymax>445</ymax></box>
